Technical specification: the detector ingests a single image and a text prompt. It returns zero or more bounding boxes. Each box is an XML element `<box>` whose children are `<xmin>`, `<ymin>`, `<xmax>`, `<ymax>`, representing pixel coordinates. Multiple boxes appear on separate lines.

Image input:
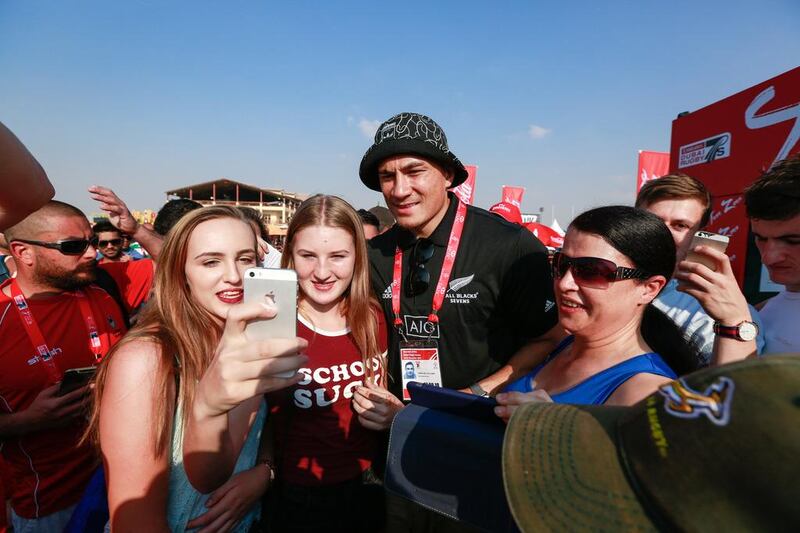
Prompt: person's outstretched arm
<box><xmin>0</xmin><ymin>121</ymin><xmax>54</xmax><ymax>230</ymax></box>
<box><xmin>183</xmin><ymin>301</ymin><xmax>306</xmax><ymax>493</ymax></box>
<box><xmin>88</xmin><ymin>185</ymin><xmax>164</xmax><ymax>259</ymax></box>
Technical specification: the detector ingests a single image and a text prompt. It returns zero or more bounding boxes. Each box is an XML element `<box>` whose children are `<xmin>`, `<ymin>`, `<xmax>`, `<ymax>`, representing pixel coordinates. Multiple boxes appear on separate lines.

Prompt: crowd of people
<box><xmin>0</xmin><ymin>112</ymin><xmax>797</xmax><ymax>532</ymax></box>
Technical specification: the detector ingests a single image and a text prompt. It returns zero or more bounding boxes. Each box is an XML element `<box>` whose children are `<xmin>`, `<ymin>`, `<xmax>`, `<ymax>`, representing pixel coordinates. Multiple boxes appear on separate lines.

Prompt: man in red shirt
<box><xmin>91</xmin><ymin>220</ymin><xmax>128</xmax><ymax>264</ymax></box>
<box><xmin>89</xmin><ymin>185</ymin><xmax>163</xmax><ymax>318</ymax></box>
<box><xmin>0</xmin><ymin>201</ymin><xmax>128</xmax><ymax>531</ymax></box>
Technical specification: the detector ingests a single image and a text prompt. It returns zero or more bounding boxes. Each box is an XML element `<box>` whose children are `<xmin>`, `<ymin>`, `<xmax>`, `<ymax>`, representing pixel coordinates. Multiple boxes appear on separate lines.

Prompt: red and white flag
<box><xmin>501</xmin><ymin>185</ymin><xmax>525</xmax><ymax>208</ymax></box>
<box><xmin>636</xmin><ymin>150</ymin><xmax>670</xmax><ymax>194</ymax></box>
<box><xmin>451</xmin><ymin>165</ymin><xmax>477</xmax><ymax>205</ymax></box>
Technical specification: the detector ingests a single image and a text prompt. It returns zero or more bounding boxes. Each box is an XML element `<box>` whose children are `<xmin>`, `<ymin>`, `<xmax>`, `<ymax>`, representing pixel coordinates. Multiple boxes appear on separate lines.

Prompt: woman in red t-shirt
<box><xmin>267</xmin><ymin>194</ymin><xmax>389</xmax><ymax>532</ymax></box>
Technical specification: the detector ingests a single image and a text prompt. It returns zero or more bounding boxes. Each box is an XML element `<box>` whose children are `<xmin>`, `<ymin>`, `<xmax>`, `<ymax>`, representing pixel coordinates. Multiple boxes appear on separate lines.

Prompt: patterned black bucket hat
<box><xmin>359</xmin><ymin>112</ymin><xmax>469</xmax><ymax>192</ymax></box>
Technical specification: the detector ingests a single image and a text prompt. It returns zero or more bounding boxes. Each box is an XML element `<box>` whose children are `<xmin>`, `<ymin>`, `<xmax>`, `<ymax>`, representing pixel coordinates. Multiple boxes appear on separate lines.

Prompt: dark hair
<box><xmin>237</xmin><ymin>207</ymin><xmax>268</xmax><ymax>240</ymax></box>
<box><xmin>570</xmin><ymin>206</ymin><xmax>698</xmax><ymax>375</ymax></box>
<box><xmin>744</xmin><ymin>154</ymin><xmax>800</xmax><ymax>221</ymax></box>
<box><xmin>153</xmin><ymin>199</ymin><xmax>202</xmax><ymax>236</ymax></box>
<box><xmin>368</xmin><ymin>206</ymin><xmax>395</xmax><ymax>231</ymax></box>
<box><xmin>357</xmin><ymin>209</ymin><xmax>380</xmax><ymax>230</ymax></box>
<box><xmin>635</xmin><ymin>173</ymin><xmax>712</xmax><ymax>228</ymax></box>
<box><xmin>92</xmin><ymin>220</ymin><xmax>120</xmax><ymax>235</ymax></box>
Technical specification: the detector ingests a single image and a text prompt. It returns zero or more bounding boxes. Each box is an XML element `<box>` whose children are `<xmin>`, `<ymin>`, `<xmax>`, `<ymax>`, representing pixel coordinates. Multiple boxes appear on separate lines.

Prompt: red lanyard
<box><xmin>10</xmin><ymin>281</ymin><xmax>103</xmax><ymax>382</ymax></box>
<box><xmin>392</xmin><ymin>200</ymin><xmax>468</xmax><ymax>327</ymax></box>
<box><xmin>75</xmin><ymin>291</ymin><xmax>103</xmax><ymax>360</ymax></box>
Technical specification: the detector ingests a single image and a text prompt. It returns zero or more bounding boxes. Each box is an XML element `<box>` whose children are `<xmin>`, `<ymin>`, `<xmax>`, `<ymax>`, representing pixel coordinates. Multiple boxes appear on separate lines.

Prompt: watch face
<box><xmin>738</xmin><ymin>321</ymin><xmax>758</xmax><ymax>341</ymax></box>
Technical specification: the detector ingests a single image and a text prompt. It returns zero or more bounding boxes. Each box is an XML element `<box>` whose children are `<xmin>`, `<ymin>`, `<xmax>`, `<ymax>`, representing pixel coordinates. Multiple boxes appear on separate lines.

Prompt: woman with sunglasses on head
<box><xmin>87</xmin><ymin>206</ymin><xmax>307</xmax><ymax>532</ymax></box>
<box><xmin>182</xmin><ymin>195</ymin><xmax>388</xmax><ymax>532</ymax></box>
<box><xmin>496</xmin><ymin>206</ymin><xmax>698</xmax><ymax>418</ymax></box>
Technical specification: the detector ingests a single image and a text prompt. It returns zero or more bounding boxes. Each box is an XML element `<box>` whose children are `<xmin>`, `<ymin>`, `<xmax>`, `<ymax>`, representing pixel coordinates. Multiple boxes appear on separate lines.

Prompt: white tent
<box><xmin>550</xmin><ymin>217</ymin><xmax>565</xmax><ymax>236</ymax></box>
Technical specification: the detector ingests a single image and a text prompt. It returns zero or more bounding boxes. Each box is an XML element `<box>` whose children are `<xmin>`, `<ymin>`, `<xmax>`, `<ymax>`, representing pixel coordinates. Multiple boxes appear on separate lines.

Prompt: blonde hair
<box><xmin>281</xmin><ymin>195</ymin><xmax>384</xmax><ymax>382</ymax></box>
<box><xmin>87</xmin><ymin>206</ymin><xmax>255</xmax><ymax>455</ymax></box>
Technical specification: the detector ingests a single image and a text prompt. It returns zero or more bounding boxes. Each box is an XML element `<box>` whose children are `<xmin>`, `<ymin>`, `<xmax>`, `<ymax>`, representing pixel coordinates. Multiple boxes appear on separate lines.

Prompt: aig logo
<box><xmin>403</xmin><ymin>315</ymin><xmax>440</xmax><ymax>339</ymax></box>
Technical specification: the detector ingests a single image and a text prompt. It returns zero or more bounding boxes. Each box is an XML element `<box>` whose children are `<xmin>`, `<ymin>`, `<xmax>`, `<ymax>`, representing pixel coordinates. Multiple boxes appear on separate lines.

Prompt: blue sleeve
<box><xmin>749</xmin><ymin>304</ymin><xmax>767</xmax><ymax>356</ymax></box>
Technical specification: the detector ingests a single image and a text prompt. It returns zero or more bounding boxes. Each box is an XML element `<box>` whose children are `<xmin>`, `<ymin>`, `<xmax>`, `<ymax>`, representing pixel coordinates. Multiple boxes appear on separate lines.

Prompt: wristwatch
<box><xmin>713</xmin><ymin>320</ymin><xmax>759</xmax><ymax>342</ymax></box>
<box><xmin>469</xmin><ymin>383</ymin><xmax>490</xmax><ymax>397</ymax></box>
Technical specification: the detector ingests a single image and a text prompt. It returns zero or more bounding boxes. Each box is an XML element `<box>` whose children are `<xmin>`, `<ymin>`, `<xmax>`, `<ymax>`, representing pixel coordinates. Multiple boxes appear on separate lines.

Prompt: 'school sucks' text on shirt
<box><xmin>272</xmin><ymin>312</ymin><xmax>388</xmax><ymax>486</ymax></box>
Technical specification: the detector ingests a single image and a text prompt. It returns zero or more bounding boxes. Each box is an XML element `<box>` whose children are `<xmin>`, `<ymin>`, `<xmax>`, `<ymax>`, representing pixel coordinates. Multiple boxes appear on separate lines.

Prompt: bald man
<box><xmin>0</xmin><ymin>201</ymin><xmax>127</xmax><ymax>530</ymax></box>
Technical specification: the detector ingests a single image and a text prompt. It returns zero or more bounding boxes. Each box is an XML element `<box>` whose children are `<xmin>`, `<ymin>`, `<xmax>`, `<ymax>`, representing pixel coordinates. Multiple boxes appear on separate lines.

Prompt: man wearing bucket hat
<box><xmin>351</xmin><ymin>112</ymin><xmax>562</xmax><ymax>531</ymax></box>
<box><xmin>502</xmin><ymin>355</ymin><xmax>800</xmax><ymax>532</ymax></box>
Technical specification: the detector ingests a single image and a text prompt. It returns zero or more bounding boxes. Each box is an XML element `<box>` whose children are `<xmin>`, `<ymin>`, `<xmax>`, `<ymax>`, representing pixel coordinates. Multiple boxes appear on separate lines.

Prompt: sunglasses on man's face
<box><xmin>97</xmin><ymin>238</ymin><xmax>123</xmax><ymax>248</ymax></box>
<box><xmin>12</xmin><ymin>238</ymin><xmax>96</xmax><ymax>256</ymax></box>
<box><xmin>405</xmin><ymin>238</ymin><xmax>435</xmax><ymax>297</ymax></box>
<box><xmin>552</xmin><ymin>251</ymin><xmax>651</xmax><ymax>289</ymax></box>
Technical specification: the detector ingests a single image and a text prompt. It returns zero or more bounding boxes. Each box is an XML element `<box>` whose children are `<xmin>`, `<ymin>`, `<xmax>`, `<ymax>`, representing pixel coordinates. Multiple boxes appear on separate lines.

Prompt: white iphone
<box><xmin>243</xmin><ymin>268</ymin><xmax>299</xmax><ymax>378</ymax></box>
<box><xmin>685</xmin><ymin>230</ymin><xmax>730</xmax><ymax>271</ymax></box>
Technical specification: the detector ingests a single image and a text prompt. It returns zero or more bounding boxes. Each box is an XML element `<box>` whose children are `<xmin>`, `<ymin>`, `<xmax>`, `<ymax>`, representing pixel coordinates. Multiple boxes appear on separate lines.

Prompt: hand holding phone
<box><xmin>58</xmin><ymin>366</ymin><xmax>96</xmax><ymax>396</ymax></box>
<box><xmin>676</xmin><ymin>231</ymin><xmax>752</xmax><ymax>332</ymax></box>
<box><xmin>243</xmin><ymin>268</ymin><xmax>299</xmax><ymax>378</ymax></box>
<box><xmin>685</xmin><ymin>231</ymin><xmax>730</xmax><ymax>271</ymax></box>
<box><xmin>195</xmin><ymin>300</ymin><xmax>308</xmax><ymax>418</ymax></box>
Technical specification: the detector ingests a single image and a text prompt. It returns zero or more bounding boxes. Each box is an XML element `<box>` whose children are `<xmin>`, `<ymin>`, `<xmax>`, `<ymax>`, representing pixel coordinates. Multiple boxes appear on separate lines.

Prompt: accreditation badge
<box><xmin>399</xmin><ymin>338</ymin><xmax>442</xmax><ymax>401</ymax></box>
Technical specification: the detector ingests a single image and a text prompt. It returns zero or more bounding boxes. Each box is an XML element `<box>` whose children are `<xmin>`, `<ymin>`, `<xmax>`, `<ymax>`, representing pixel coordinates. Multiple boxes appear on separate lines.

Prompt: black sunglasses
<box><xmin>97</xmin><ymin>238</ymin><xmax>123</xmax><ymax>248</ymax></box>
<box><xmin>406</xmin><ymin>238</ymin><xmax>435</xmax><ymax>297</ymax></box>
<box><xmin>13</xmin><ymin>238</ymin><xmax>97</xmax><ymax>256</ymax></box>
<box><xmin>552</xmin><ymin>251</ymin><xmax>651</xmax><ymax>289</ymax></box>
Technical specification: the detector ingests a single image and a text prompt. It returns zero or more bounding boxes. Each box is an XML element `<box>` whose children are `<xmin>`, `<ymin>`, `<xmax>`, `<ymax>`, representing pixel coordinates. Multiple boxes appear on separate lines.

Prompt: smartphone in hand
<box><xmin>685</xmin><ymin>231</ymin><xmax>730</xmax><ymax>271</ymax></box>
<box><xmin>58</xmin><ymin>366</ymin><xmax>97</xmax><ymax>396</ymax></box>
<box><xmin>243</xmin><ymin>268</ymin><xmax>299</xmax><ymax>378</ymax></box>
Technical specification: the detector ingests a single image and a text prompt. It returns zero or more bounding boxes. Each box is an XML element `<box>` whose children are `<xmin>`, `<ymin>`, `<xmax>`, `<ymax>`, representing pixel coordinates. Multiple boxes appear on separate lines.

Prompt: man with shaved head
<box><xmin>0</xmin><ymin>201</ymin><xmax>128</xmax><ymax>530</ymax></box>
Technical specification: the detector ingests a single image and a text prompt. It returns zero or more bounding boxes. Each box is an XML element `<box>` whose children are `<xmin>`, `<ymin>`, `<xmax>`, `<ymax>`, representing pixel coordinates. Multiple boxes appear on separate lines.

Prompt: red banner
<box><xmin>670</xmin><ymin>66</ymin><xmax>800</xmax><ymax>197</ymax></box>
<box><xmin>704</xmin><ymin>194</ymin><xmax>749</xmax><ymax>282</ymax></box>
<box><xmin>501</xmin><ymin>185</ymin><xmax>525</xmax><ymax>208</ymax></box>
<box><xmin>669</xmin><ymin>66</ymin><xmax>800</xmax><ymax>286</ymax></box>
<box><xmin>636</xmin><ymin>150</ymin><xmax>670</xmax><ymax>194</ymax></box>
<box><xmin>451</xmin><ymin>165</ymin><xmax>477</xmax><ymax>205</ymax></box>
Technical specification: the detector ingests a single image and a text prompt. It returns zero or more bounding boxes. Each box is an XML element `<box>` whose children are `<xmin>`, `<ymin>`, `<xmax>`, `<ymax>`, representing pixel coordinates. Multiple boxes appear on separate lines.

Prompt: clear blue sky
<box><xmin>2</xmin><ymin>1</ymin><xmax>799</xmax><ymax>225</ymax></box>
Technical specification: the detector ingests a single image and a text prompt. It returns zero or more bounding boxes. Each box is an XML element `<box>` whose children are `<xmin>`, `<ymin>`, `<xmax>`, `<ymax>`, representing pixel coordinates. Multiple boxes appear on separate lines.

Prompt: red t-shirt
<box><xmin>98</xmin><ymin>258</ymin><xmax>155</xmax><ymax>313</ymax></box>
<box><xmin>274</xmin><ymin>312</ymin><xmax>388</xmax><ymax>486</ymax></box>
<box><xmin>0</xmin><ymin>280</ymin><xmax>126</xmax><ymax>518</ymax></box>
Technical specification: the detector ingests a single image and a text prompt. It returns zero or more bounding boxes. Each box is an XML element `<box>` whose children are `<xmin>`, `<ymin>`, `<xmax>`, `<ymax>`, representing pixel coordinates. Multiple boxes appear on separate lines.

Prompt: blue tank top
<box><xmin>166</xmin><ymin>399</ymin><xmax>266</xmax><ymax>532</ymax></box>
<box><xmin>504</xmin><ymin>336</ymin><xmax>676</xmax><ymax>405</ymax></box>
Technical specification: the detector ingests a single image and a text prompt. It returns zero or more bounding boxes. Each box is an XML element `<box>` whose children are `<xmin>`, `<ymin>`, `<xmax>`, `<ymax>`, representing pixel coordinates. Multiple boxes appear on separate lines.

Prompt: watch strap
<box><xmin>713</xmin><ymin>320</ymin><xmax>758</xmax><ymax>341</ymax></box>
<box><xmin>713</xmin><ymin>323</ymin><xmax>740</xmax><ymax>338</ymax></box>
<box><xmin>469</xmin><ymin>383</ymin><xmax>490</xmax><ymax>397</ymax></box>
